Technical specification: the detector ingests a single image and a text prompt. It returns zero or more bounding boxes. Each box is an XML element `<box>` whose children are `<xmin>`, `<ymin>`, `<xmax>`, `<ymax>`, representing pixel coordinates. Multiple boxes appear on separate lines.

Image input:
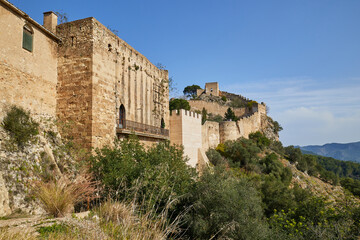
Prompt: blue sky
<box><xmin>10</xmin><ymin>0</ymin><xmax>360</xmax><ymax>146</ymax></box>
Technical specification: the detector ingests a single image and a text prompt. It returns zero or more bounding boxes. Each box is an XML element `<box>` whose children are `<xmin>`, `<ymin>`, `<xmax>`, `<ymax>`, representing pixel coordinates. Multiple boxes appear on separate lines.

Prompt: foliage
<box><xmin>221</xmin><ymin>96</ymin><xmax>227</xmax><ymax>102</ymax></box>
<box><xmin>340</xmin><ymin>177</ymin><xmax>360</xmax><ymax>197</ymax></box>
<box><xmin>184</xmin><ymin>167</ymin><xmax>271</xmax><ymax>240</ymax></box>
<box><xmin>201</xmin><ymin>107</ymin><xmax>207</xmax><ymax>125</ymax></box>
<box><xmin>247</xmin><ymin>100</ymin><xmax>258</xmax><ymax>110</ymax></box>
<box><xmin>54</xmin><ymin>11</ymin><xmax>68</xmax><ymax>24</ymax></box>
<box><xmin>207</xmin><ymin>113</ymin><xmax>223</xmax><ymax>122</ymax></box>
<box><xmin>169</xmin><ymin>98</ymin><xmax>190</xmax><ymax>112</ymax></box>
<box><xmin>183</xmin><ymin>84</ymin><xmax>201</xmax><ymax>99</ymax></box>
<box><xmin>1</xmin><ymin>105</ymin><xmax>39</xmax><ymax>149</ymax></box>
<box><xmin>31</xmin><ymin>174</ymin><xmax>97</xmax><ymax>217</ymax></box>
<box><xmin>206</xmin><ymin>148</ymin><xmax>227</xmax><ymax>166</ymax></box>
<box><xmin>224</xmin><ymin>107</ymin><xmax>239</xmax><ymax>121</ymax></box>
<box><xmin>249</xmin><ymin>131</ymin><xmax>270</xmax><ymax>149</ymax></box>
<box><xmin>89</xmin><ymin>138</ymin><xmax>196</xmax><ymax>210</ymax></box>
<box><xmin>37</xmin><ymin>223</ymin><xmax>70</xmax><ymax>238</ymax></box>
<box><xmin>267</xmin><ymin>116</ymin><xmax>283</xmax><ymax>134</ymax></box>
<box><xmin>229</xmin><ymin>97</ymin><xmax>247</xmax><ymax>108</ymax></box>
<box><xmin>221</xmin><ymin>138</ymin><xmax>261</xmax><ymax>170</ymax></box>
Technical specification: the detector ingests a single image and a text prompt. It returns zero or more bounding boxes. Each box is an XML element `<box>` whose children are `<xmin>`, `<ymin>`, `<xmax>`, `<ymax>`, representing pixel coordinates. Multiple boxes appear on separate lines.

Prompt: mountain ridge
<box><xmin>300</xmin><ymin>141</ymin><xmax>360</xmax><ymax>162</ymax></box>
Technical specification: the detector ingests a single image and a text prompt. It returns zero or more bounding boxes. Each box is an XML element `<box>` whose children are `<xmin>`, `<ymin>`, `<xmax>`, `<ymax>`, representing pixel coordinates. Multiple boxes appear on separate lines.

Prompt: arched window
<box><xmin>22</xmin><ymin>24</ymin><xmax>33</xmax><ymax>52</ymax></box>
<box><xmin>119</xmin><ymin>104</ymin><xmax>126</xmax><ymax>128</ymax></box>
<box><xmin>161</xmin><ymin>118</ymin><xmax>165</xmax><ymax>129</ymax></box>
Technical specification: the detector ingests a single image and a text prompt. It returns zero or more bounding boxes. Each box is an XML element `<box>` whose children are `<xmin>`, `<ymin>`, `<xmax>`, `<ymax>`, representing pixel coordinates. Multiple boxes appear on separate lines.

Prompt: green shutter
<box><xmin>22</xmin><ymin>30</ymin><xmax>33</xmax><ymax>52</ymax></box>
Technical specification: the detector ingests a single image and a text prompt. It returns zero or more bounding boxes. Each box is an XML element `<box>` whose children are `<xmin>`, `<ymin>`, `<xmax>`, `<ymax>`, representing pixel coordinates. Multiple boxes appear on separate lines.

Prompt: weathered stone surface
<box><xmin>57</xmin><ymin>18</ymin><xmax>169</xmax><ymax>150</ymax></box>
<box><xmin>0</xmin><ymin>171</ymin><xmax>11</xmax><ymax>217</ymax></box>
<box><xmin>0</xmin><ymin>3</ymin><xmax>58</xmax><ymax>120</ymax></box>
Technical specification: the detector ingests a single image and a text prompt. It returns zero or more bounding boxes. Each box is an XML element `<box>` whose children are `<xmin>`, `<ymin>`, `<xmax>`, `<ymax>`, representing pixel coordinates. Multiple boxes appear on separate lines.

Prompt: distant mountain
<box><xmin>300</xmin><ymin>141</ymin><xmax>360</xmax><ymax>163</ymax></box>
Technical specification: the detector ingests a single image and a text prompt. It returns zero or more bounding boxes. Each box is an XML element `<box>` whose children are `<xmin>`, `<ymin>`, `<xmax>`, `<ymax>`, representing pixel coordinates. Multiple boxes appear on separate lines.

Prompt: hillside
<box><xmin>301</xmin><ymin>141</ymin><xmax>360</xmax><ymax>162</ymax></box>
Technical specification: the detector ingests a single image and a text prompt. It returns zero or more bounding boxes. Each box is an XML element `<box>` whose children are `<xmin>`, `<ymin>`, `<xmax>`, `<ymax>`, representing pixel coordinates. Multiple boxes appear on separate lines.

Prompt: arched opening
<box><xmin>161</xmin><ymin>118</ymin><xmax>165</xmax><ymax>129</ymax></box>
<box><xmin>119</xmin><ymin>104</ymin><xmax>126</xmax><ymax>128</ymax></box>
<box><xmin>22</xmin><ymin>24</ymin><xmax>33</xmax><ymax>52</ymax></box>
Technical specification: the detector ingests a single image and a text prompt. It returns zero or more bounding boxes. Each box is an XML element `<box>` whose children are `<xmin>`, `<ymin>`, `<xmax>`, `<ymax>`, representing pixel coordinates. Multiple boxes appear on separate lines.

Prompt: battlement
<box><xmin>170</xmin><ymin>109</ymin><xmax>201</xmax><ymax>119</ymax></box>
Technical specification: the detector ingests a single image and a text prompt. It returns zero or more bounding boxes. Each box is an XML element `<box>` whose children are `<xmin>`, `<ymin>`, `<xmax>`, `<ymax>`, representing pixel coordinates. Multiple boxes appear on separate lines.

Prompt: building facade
<box><xmin>0</xmin><ymin>0</ymin><xmax>169</xmax><ymax>150</ymax></box>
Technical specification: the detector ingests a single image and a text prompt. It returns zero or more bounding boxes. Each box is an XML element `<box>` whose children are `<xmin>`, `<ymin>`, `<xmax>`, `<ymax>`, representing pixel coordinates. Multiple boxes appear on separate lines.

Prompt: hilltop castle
<box><xmin>0</xmin><ymin>0</ymin><xmax>274</xmax><ymax>168</ymax></box>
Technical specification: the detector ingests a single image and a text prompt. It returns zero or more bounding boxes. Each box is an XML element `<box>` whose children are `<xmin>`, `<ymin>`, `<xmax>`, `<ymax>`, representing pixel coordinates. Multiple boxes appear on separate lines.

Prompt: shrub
<box><xmin>206</xmin><ymin>148</ymin><xmax>227</xmax><ymax>166</ymax></box>
<box><xmin>222</xmin><ymin>138</ymin><xmax>261</xmax><ymax>169</ymax></box>
<box><xmin>184</xmin><ymin>167</ymin><xmax>271</xmax><ymax>239</ymax></box>
<box><xmin>89</xmin><ymin>138</ymin><xmax>195</xmax><ymax>210</ymax></box>
<box><xmin>207</xmin><ymin>113</ymin><xmax>223</xmax><ymax>122</ymax></box>
<box><xmin>249</xmin><ymin>131</ymin><xmax>270</xmax><ymax>149</ymax></box>
<box><xmin>221</xmin><ymin>96</ymin><xmax>227</xmax><ymax>102</ymax></box>
<box><xmin>169</xmin><ymin>98</ymin><xmax>191</xmax><ymax>112</ymax></box>
<box><xmin>1</xmin><ymin>105</ymin><xmax>39</xmax><ymax>148</ymax></box>
<box><xmin>31</xmin><ymin>174</ymin><xmax>97</xmax><ymax>217</ymax></box>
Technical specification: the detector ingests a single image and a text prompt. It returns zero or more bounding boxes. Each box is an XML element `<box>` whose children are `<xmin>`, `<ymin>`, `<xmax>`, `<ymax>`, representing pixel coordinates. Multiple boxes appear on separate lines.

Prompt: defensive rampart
<box><xmin>170</xmin><ymin>109</ymin><xmax>204</xmax><ymax>167</ymax></box>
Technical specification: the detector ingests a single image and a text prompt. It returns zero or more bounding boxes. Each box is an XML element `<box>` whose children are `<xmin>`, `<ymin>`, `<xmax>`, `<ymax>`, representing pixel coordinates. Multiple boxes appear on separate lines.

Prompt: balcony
<box><xmin>116</xmin><ymin>120</ymin><xmax>169</xmax><ymax>140</ymax></box>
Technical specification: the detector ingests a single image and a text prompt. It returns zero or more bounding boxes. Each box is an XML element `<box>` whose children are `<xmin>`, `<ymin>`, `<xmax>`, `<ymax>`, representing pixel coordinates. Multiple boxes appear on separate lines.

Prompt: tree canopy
<box><xmin>183</xmin><ymin>85</ymin><xmax>201</xmax><ymax>99</ymax></box>
<box><xmin>169</xmin><ymin>98</ymin><xmax>191</xmax><ymax>112</ymax></box>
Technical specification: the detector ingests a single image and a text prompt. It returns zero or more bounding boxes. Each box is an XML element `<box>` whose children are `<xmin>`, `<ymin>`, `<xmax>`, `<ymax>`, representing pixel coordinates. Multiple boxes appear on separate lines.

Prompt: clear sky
<box><xmin>10</xmin><ymin>0</ymin><xmax>360</xmax><ymax>146</ymax></box>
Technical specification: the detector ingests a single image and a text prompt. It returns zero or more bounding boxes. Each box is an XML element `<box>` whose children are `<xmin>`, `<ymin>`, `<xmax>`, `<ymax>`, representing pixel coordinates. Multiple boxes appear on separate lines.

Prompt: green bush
<box><xmin>221</xmin><ymin>96</ymin><xmax>227</xmax><ymax>102</ymax></box>
<box><xmin>1</xmin><ymin>105</ymin><xmax>39</xmax><ymax>149</ymax></box>
<box><xmin>169</xmin><ymin>98</ymin><xmax>191</xmax><ymax>112</ymax></box>
<box><xmin>222</xmin><ymin>138</ymin><xmax>261</xmax><ymax>169</ymax></box>
<box><xmin>249</xmin><ymin>131</ymin><xmax>270</xmax><ymax>149</ymax></box>
<box><xmin>184</xmin><ymin>167</ymin><xmax>271</xmax><ymax>240</ymax></box>
<box><xmin>89</xmin><ymin>137</ymin><xmax>196</xmax><ymax>210</ymax></box>
<box><xmin>206</xmin><ymin>148</ymin><xmax>227</xmax><ymax>166</ymax></box>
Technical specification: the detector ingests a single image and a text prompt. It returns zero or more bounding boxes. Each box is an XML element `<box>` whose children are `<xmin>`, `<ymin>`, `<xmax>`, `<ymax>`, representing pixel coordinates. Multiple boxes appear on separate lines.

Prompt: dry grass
<box><xmin>31</xmin><ymin>173</ymin><xmax>97</xmax><ymax>217</ymax></box>
<box><xmin>98</xmin><ymin>199</ymin><xmax>183</xmax><ymax>240</ymax></box>
<box><xmin>0</xmin><ymin>228</ymin><xmax>37</xmax><ymax>240</ymax></box>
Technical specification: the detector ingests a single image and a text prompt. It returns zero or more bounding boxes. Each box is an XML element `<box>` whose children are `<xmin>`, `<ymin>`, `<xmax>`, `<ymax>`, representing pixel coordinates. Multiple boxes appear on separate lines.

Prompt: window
<box><xmin>161</xmin><ymin>118</ymin><xmax>165</xmax><ymax>129</ymax></box>
<box><xmin>119</xmin><ymin>104</ymin><xmax>126</xmax><ymax>128</ymax></box>
<box><xmin>22</xmin><ymin>25</ymin><xmax>33</xmax><ymax>52</ymax></box>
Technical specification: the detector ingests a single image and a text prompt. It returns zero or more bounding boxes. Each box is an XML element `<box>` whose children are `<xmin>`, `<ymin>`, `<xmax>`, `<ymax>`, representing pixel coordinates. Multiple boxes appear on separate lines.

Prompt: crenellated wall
<box><xmin>170</xmin><ymin>109</ymin><xmax>203</xmax><ymax>167</ymax></box>
<box><xmin>200</xmin><ymin>103</ymin><xmax>268</xmax><ymax>150</ymax></box>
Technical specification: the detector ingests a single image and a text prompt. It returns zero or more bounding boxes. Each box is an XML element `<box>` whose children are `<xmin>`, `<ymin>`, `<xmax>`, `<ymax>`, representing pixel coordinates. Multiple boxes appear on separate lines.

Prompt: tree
<box><xmin>55</xmin><ymin>11</ymin><xmax>68</xmax><ymax>24</ymax></box>
<box><xmin>224</xmin><ymin>107</ymin><xmax>238</xmax><ymax>121</ymax></box>
<box><xmin>183</xmin><ymin>85</ymin><xmax>201</xmax><ymax>99</ymax></box>
<box><xmin>169</xmin><ymin>98</ymin><xmax>190</xmax><ymax>112</ymax></box>
<box><xmin>201</xmin><ymin>107</ymin><xmax>207</xmax><ymax>125</ymax></box>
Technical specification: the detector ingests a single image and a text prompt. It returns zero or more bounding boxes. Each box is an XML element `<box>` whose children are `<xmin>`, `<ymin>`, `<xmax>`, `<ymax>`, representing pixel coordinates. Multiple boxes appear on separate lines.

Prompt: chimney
<box><xmin>43</xmin><ymin>11</ymin><xmax>58</xmax><ymax>33</ymax></box>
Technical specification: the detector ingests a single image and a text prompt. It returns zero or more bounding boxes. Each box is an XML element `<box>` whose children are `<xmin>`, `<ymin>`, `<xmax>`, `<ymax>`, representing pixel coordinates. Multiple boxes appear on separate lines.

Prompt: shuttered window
<box><xmin>22</xmin><ymin>25</ymin><xmax>33</xmax><ymax>52</ymax></box>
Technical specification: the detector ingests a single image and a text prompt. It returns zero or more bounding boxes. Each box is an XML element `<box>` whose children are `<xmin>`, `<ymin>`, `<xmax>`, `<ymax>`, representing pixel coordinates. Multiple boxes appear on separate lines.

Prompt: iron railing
<box><xmin>117</xmin><ymin>119</ymin><xmax>169</xmax><ymax>137</ymax></box>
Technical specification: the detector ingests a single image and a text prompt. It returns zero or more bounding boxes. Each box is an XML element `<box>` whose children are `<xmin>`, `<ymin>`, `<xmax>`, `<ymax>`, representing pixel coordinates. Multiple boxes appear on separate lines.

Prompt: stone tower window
<box><xmin>119</xmin><ymin>104</ymin><xmax>126</xmax><ymax>128</ymax></box>
<box><xmin>22</xmin><ymin>24</ymin><xmax>33</xmax><ymax>52</ymax></box>
<box><xmin>161</xmin><ymin>118</ymin><xmax>165</xmax><ymax>129</ymax></box>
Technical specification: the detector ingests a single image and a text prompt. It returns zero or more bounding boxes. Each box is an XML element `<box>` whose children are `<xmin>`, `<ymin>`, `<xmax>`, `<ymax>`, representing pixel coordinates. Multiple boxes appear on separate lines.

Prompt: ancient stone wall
<box><xmin>170</xmin><ymin>110</ymin><xmax>202</xmax><ymax>167</ymax></box>
<box><xmin>57</xmin><ymin>18</ymin><xmax>94</xmax><ymax>149</ymax></box>
<box><xmin>189</xmin><ymin>100</ymin><xmax>246</xmax><ymax>117</ymax></box>
<box><xmin>205</xmin><ymin>82</ymin><xmax>219</xmax><ymax>96</ymax></box>
<box><xmin>57</xmin><ymin>18</ymin><xmax>169</xmax><ymax>150</ymax></box>
<box><xmin>0</xmin><ymin>2</ymin><xmax>58</xmax><ymax>119</ymax></box>
<box><xmin>202</xmin><ymin>121</ymin><xmax>220</xmax><ymax>150</ymax></box>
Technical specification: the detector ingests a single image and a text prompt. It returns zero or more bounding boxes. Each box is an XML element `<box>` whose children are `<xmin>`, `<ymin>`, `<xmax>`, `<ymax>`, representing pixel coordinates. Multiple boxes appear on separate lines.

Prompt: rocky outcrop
<box><xmin>0</xmin><ymin>116</ymin><xmax>77</xmax><ymax>216</ymax></box>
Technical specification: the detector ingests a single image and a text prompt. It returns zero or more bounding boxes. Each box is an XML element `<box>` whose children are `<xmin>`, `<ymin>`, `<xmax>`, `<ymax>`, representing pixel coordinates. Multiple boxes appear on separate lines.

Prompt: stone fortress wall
<box><xmin>170</xmin><ymin>109</ymin><xmax>204</xmax><ymax>168</ymax></box>
<box><xmin>0</xmin><ymin>0</ymin><xmax>59</xmax><ymax>120</ymax></box>
<box><xmin>193</xmin><ymin>82</ymin><xmax>268</xmax><ymax>151</ymax></box>
<box><xmin>57</xmin><ymin>18</ymin><xmax>169</xmax><ymax>150</ymax></box>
